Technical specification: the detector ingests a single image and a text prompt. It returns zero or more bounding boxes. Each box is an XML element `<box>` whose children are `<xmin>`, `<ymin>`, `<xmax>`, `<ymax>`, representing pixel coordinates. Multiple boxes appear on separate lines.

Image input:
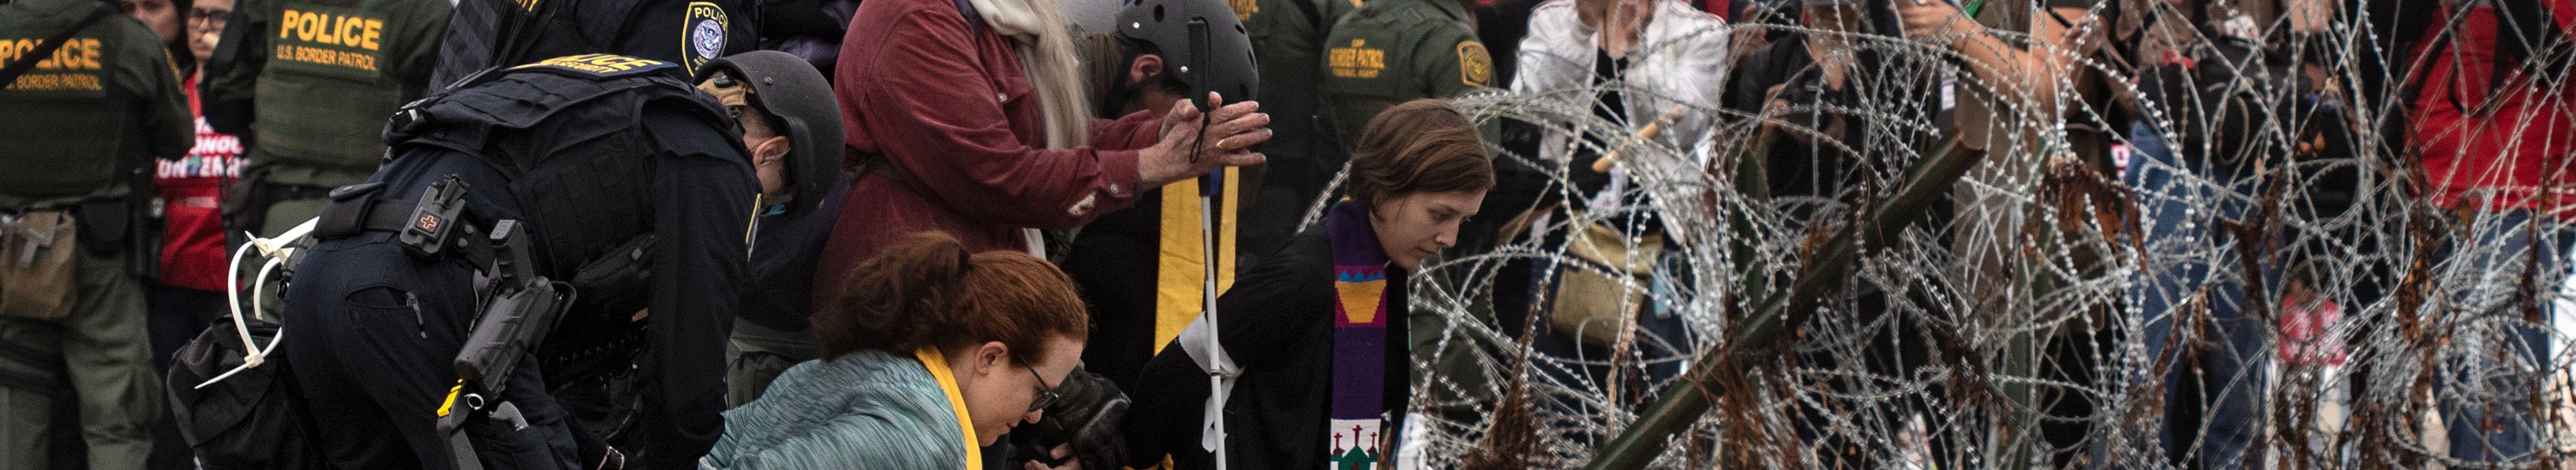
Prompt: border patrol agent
<box><xmin>200</xmin><ymin>0</ymin><xmax>449</xmax><ymax>243</ymax></box>
<box><xmin>280</xmin><ymin>53</ymin><xmax>754</xmax><ymax>470</ymax></box>
<box><xmin>428</xmin><ymin>0</ymin><xmax>758</xmax><ymax>88</ymax></box>
<box><xmin>1225</xmin><ymin>0</ymin><xmax>1356</xmax><ymax>268</ymax></box>
<box><xmin>1319</xmin><ymin>0</ymin><xmax>1492</xmax><ymax>147</ymax></box>
<box><xmin>0</xmin><ymin>0</ymin><xmax>194</xmax><ymax>467</ymax></box>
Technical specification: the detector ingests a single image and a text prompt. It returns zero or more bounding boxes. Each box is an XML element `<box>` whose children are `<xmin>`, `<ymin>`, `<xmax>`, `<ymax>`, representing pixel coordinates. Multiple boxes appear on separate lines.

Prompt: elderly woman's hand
<box><xmin>1139</xmin><ymin>92</ymin><xmax>1273</xmax><ymax>187</ymax></box>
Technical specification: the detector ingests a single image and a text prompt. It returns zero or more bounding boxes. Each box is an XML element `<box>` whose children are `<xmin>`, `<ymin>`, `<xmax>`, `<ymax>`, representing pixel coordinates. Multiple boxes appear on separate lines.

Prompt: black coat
<box><xmin>1724</xmin><ymin>33</ymin><xmax>1947</xmax><ymax>223</ymax></box>
<box><xmin>1121</xmin><ymin>228</ymin><xmax>1411</xmax><ymax>470</ymax></box>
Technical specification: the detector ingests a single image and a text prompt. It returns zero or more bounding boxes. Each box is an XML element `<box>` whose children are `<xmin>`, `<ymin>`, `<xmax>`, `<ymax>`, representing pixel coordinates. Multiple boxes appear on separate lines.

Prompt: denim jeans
<box><xmin>2119</xmin><ymin>121</ymin><xmax>2275</xmax><ymax>469</ymax></box>
<box><xmin>2434</xmin><ymin>209</ymin><xmax>2571</xmax><ymax>465</ymax></box>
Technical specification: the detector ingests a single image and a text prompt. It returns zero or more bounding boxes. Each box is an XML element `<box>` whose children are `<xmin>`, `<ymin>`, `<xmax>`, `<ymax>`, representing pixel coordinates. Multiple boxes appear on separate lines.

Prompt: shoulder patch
<box><xmin>681</xmin><ymin>2</ymin><xmax>731</xmax><ymax>76</ymax></box>
<box><xmin>510</xmin><ymin>53</ymin><xmax>677</xmax><ymax>78</ymax></box>
<box><xmin>1457</xmin><ymin>40</ymin><xmax>1492</xmax><ymax>88</ymax></box>
<box><xmin>1229</xmin><ymin>0</ymin><xmax>1257</xmax><ymax>21</ymax></box>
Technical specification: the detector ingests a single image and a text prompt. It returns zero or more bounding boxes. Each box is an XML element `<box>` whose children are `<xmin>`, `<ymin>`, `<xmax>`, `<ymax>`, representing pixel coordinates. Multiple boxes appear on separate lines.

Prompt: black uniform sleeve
<box><xmin>428</xmin><ymin>0</ymin><xmax>504</xmax><ymax>89</ymax></box>
<box><xmin>1120</xmin><ymin>233</ymin><xmax>1333</xmax><ymax>466</ymax></box>
<box><xmin>632</xmin><ymin>108</ymin><xmax>757</xmax><ymax>470</ymax></box>
<box><xmin>203</xmin><ymin>0</ymin><xmax>264</xmax><ymax>136</ymax></box>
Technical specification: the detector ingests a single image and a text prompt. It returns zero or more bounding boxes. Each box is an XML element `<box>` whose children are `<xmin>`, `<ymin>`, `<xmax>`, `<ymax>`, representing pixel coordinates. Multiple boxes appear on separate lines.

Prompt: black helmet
<box><xmin>694</xmin><ymin>50</ymin><xmax>844</xmax><ymax>217</ymax></box>
<box><xmin>1114</xmin><ymin>0</ymin><xmax>1259</xmax><ymax>107</ymax></box>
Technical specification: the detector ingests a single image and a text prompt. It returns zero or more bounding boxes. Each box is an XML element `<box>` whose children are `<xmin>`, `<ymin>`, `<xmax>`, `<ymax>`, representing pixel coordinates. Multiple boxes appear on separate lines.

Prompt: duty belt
<box><xmin>314</xmin><ymin>177</ymin><xmax>578</xmax><ymax>470</ymax></box>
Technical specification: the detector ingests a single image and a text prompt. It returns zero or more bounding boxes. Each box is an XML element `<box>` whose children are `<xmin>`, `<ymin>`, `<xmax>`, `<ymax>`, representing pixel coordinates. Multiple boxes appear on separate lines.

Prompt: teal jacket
<box><xmin>702</xmin><ymin>349</ymin><xmax>969</xmax><ymax>469</ymax></box>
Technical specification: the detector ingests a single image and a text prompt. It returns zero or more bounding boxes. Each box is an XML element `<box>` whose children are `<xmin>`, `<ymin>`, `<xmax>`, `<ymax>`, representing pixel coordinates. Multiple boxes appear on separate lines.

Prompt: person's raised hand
<box><xmin>1896</xmin><ymin>0</ymin><xmax>1981</xmax><ymax>42</ymax></box>
<box><xmin>1139</xmin><ymin>92</ymin><xmax>1272</xmax><ymax>187</ymax></box>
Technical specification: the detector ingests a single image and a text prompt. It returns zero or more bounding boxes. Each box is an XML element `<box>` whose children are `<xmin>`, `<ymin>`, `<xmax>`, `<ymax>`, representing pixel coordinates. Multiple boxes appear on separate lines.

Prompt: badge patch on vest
<box><xmin>682</xmin><ymin>2</ymin><xmax>730</xmax><ymax>76</ymax></box>
<box><xmin>510</xmin><ymin>53</ymin><xmax>676</xmax><ymax>78</ymax></box>
<box><xmin>1457</xmin><ymin>41</ymin><xmax>1492</xmax><ymax>88</ymax></box>
<box><xmin>1329</xmin><ymin>39</ymin><xmax>1385</xmax><ymax>79</ymax></box>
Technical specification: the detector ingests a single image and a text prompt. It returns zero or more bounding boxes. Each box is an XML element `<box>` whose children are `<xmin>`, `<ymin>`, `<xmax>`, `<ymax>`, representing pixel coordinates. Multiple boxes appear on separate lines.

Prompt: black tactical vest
<box><xmin>385</xmin><ymin>53</ymin><xmax>737</xmax><ymax>287</ymax></box>
<box><xmin>384</xmin><ymin>55</ymin><xmax>744</xmax><ymax>445</ymax></box>
<box><xmin>430</xmin><ymin>0</ymin><xmax>760</xmax><ymax>89</ymax></box>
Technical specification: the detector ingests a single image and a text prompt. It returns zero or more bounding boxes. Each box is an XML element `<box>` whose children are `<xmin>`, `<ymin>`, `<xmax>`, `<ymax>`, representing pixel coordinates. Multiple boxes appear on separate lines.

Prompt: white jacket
<box><xmin>1511</xmin><ymin>0</ymin><xmax>1732</xmax><ymax>169</ymax></box>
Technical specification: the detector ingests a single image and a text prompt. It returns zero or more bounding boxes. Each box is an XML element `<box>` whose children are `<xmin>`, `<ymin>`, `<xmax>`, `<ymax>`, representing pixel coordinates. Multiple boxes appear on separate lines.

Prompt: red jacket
<box><xmin>817</xmin><ymin>0</ymin><xmax>1147</xmax><ymax>293</ymax></box>
<box><xmin>2408</xmin><ymin>0</ymin><xmax>2576</xmax><ymax>217</ymax></box>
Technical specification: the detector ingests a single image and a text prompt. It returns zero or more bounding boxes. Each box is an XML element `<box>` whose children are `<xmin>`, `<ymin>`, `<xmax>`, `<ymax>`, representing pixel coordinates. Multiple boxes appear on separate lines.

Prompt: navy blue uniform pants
<box><xmin>281</xmin><ymin>157</ymin><xmax>583</xmax><ymax>470</ymax></box>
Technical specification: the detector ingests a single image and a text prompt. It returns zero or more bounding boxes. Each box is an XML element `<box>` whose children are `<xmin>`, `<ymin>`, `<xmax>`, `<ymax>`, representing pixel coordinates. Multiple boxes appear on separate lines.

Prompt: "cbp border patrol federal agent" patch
<box><xmin>682</xmin><ymin>2</ymin><xmax>729</xmax><ymax>75</ymax></box>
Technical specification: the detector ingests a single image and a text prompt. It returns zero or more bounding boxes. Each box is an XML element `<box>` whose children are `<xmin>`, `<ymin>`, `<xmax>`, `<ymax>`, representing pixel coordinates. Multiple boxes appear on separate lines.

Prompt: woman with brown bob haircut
<box><xmin>1119</xmin><ymin>99</ymin><xmax>1495</xmax><ymax>469</ymax></box>
<box><xmin>703</xmin><ymin>232</ymin><xmax>1088</xmax><ymax>469</ymax></box>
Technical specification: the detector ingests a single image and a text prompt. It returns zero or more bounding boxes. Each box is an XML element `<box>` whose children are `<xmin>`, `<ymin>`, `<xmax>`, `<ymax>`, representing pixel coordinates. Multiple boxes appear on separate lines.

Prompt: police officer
<box><xmin>200</xmin><ymin>0</ymin><xmax>448</xmax><ymax>244</ymax></box>
<box><xmin>688</xmin><ymin>51</ymin><xmax>848</xmax><ymax>408</ymax></box>
<box><xmin>1319</xmin><ymin>0</ymin><xmax>1493</xmax><ymax>147</ymax></box>
<box><xmin>1226</xmin><ymin>0</ymin><xmax>1356</xmax><ymax>268</ymax></box>
<box><xmin>280</xmin><ymin>53</ymin><xmax>755</xmax><ymax>469</ymax></box>
<box><xmin>428</xmin><ymin>0</ymin><xmax>758</xmax><ymax>88</ymax></box>
<box><xmin>0</xmin><ymin>0</ymin><xmax>194</xmax><ymax>467</ymax></box>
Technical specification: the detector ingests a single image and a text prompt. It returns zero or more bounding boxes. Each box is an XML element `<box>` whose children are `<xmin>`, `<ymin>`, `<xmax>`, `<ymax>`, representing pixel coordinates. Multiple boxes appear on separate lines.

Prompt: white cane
<box><xmin>1181</xmin><ymin>18</ymin><xmax>1237</xmax><ymax>469</ymax></box>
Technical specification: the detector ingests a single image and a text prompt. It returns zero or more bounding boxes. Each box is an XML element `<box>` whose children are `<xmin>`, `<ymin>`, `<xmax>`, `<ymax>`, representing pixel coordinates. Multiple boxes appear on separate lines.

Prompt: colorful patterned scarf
<box><xmin>1323</xmin><ymin>200</ymin><xmax>1393</xmax><ymax>468</ymax></box>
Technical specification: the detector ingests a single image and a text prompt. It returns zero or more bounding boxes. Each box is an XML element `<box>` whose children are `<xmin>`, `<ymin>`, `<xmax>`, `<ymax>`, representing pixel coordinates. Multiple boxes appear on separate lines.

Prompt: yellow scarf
<box><xmin>915</xmin><ymin>348</ymin><xmax>983</xmax><ymax>469</ymax></box>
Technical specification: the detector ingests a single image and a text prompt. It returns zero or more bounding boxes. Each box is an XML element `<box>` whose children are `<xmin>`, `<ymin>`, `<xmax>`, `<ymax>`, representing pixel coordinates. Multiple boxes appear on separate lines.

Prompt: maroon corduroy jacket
<box><xmin>817</xmin><ymin>0</ymin><xmax>1152</xmax><ymax>296</ymax></box>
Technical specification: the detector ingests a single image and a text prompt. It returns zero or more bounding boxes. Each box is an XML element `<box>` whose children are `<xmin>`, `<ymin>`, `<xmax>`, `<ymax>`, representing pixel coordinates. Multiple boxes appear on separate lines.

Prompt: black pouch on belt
<box><xmin>75</xmin><ymin>197</ymin><xmax>132</xmax><ymax>257</ymax></box>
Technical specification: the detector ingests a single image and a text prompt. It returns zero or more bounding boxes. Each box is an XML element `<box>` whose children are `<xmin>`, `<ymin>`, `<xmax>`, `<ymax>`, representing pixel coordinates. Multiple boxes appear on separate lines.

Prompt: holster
<box><xmin>73</xmin><ymin>178</ymin><xmax>157</xmax><ymax>281</ymax></box>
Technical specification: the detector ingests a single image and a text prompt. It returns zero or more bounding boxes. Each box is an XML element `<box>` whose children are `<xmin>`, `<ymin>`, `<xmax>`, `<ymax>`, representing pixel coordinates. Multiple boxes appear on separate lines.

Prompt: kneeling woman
<box><xmin>704</xmin><ymin>232</ymin><xmax>1087</xmax><ymax>469</ymax></box>
<box><xmin>1122</xmin><ymin>99</ymin><xmax>1494</xmax><ymax>469</ymax></box>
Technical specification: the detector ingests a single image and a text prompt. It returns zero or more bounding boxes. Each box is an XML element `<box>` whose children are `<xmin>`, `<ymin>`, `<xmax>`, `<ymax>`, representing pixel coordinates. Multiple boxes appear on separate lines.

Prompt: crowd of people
<box><xmin>1</xmin><ymin>0</ymin><xmax>2571</xmax><ymax>468</ymax></box>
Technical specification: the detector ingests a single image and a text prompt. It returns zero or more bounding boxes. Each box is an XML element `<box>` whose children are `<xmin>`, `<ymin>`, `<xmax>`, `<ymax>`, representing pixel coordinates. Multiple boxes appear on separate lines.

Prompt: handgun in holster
<box><xmin>541</xmin><ymin>234</ymin><xmax>655</xmax><ymax>388</ymax></box>
<box><xmin>436</xmin><ymin>219</ymin><xmax>577</xmax><ymax>470</ymax></box>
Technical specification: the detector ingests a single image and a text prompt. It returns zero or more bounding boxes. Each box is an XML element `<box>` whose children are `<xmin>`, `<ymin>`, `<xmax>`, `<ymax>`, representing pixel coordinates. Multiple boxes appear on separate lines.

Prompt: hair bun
<box><xmin>814</xmin><ymin>231</ymin><xmax>1090</xmax><ymax>362</ymax></box>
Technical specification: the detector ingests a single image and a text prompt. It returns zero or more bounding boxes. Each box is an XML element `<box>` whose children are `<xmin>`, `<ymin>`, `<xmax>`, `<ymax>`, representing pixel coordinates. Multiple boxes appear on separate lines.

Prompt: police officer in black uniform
<box><xmin>280</xmin><ymin>52</ymin><xmax>755</xmax><ymax>470</ymax></box>
<box><xmin>417</xmin><ymin>0</ymin><xmax>759</xmax><ymax>461</ymax></box>
<box><xmin>428</xmin><ymin>0</ymin><xmax>759</xmax><ymax>88</ymax></box>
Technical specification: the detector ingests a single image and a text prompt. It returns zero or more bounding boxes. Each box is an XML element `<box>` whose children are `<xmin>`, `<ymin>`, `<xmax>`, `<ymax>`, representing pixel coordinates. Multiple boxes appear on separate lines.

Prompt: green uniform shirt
<box><xmin>1234</xmin><ymin>0</ymin><xmax>1354</xmax><ymax>167</ymax></box>
<box><xmin>1319</xmin><ymin>0</ymin><xmax>1491</xmax><ymax>146</ymax></box>
<box><xmin>208</xmin><ymin>0</ymin><xmax>448</xmax><ymax>186</ymax></box>
<box><xmin>0</xmin><ymin>0</ymin><xmax>193</xmax><ymax>204</ymax></box>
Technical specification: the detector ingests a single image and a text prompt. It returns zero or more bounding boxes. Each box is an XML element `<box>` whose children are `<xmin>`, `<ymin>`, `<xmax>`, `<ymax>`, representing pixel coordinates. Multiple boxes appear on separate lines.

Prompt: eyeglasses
<box><xmin>188</xmin><ymin>7</ymin><xmax>229</xmax><ymax>27</ymax></box>
<box><xmin>1020</xmin><ymin>358</ymin><xmax>1061</xmax><ymax>413</ymax></box>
